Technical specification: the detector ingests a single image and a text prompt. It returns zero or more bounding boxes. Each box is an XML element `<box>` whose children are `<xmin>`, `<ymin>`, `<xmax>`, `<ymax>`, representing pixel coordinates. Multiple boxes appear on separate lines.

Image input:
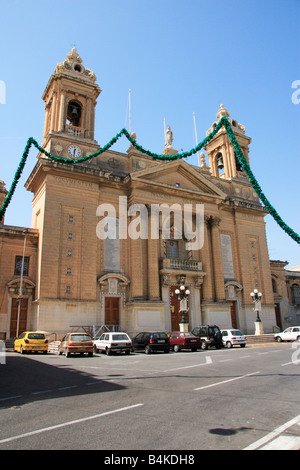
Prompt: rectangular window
<box><xmin>104</xmin><ymin>217</ymin><xmax>120</xmax><ymax>271</ymax></box>
<box><xmin>14</xmin><ymin>256</ymin><xmax>29</xmax><ymax>276</ymax></box>
<box><xmin>167</xmin><ymin>240</ymin><xmax>179</xmax><ymax>259</ymax></box>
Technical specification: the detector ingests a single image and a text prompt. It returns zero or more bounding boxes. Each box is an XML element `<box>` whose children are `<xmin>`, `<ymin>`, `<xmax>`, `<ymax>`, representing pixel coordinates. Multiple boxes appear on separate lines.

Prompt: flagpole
<box><xmin>129</xmin><ymin>89</ymin><xmax>131</xmax><ymax>134</ymax></box>
<box><xmin>193</xmin><ymin>112</ymin><xmax>200</xmax><ymax>166</ymax></box>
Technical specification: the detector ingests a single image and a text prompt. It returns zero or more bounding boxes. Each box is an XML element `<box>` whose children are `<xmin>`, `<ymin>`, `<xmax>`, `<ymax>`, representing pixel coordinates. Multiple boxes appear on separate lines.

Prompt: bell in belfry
<box><xmin>71</xmin><ymin>105</ymin><xmax>78</xmax><ymax>116</ymax></box>
<box><xmin>217</xmin><ymin>154</ymin><xmax>224</xmax><ymax>169</ymax></box>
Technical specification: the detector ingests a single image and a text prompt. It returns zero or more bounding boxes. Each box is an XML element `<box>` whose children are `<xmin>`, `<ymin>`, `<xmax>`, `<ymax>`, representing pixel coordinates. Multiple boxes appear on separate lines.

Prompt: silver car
<box><xmin>221</xmin><ymin>329</ymin><xmax>247</xmax><ymax>348</ymax></box>
<box><xmin>274</xmin><ymin>327</ymin><xmax>300</xmax><ymax>343</ymax></box>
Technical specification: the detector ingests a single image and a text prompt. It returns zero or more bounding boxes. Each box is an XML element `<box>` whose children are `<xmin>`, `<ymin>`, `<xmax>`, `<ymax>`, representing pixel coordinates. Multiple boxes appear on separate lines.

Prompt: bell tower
<box><xmin>204</xmin><ymin>105</ymin><xmax>251</xmax><ymax>179</ymax></box>
<box><xmin>41</xmin><ymin>48</ymin><xmax>101</xmax><ymax>159</ymax></box>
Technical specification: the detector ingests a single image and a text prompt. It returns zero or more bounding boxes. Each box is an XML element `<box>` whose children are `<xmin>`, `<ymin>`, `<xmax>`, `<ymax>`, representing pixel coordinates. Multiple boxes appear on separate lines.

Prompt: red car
<box><xmin>168</xmin><ymin>332</ymin><xmax>201</xmax><ymax>352</ymax></box>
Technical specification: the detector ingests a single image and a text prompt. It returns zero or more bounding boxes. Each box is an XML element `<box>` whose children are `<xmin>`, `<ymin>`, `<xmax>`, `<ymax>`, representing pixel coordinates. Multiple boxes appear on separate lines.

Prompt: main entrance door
<box><xmin>170</xmin><ymin>286</ymin><xmax>189</xmax><ymax>331</ymax></box>
<box><xmin>105</xmin><ymin>296</ymin><xmax>120</xmax><ymax>327</ymax></box>
<box><xmin>10</xmin><ymin>298</ymin><xmax>28</xmax><ymax>337</ymax></box>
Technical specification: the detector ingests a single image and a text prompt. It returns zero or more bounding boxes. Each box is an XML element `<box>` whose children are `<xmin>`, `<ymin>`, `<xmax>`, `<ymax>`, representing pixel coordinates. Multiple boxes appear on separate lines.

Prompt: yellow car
<box><xmin>14</xmin><ymin>331</ymin><xmax>48</xmax><ymax>354</ymax></box>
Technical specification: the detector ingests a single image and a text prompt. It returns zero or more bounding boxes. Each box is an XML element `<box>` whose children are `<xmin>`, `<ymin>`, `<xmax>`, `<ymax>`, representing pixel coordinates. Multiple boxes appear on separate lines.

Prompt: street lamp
<box><xmin>175</xmin><ymin>281</ymin><xmax>190</xmax><ymax>325</ymax></box>
<box><xmin>16</xmin><ymin>229</ymin><xmax>28</xmax><ymax>338</ymax></box>
<box><xmin>250</xmin><ymin>289</ymin><xmax>264</xmax><ymax>335</ymax></box>
<box><xmin>250</xmin><ymin>289</ymin><xmax>262</xmax><ymax>322</ymax></box>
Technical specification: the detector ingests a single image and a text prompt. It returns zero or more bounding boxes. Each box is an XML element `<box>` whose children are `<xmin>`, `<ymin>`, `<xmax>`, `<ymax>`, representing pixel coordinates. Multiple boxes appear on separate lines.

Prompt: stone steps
<box><xmin>246</xmin><ymin>334</ymin><xmax>276</xmax><ymax>344</ymax></box>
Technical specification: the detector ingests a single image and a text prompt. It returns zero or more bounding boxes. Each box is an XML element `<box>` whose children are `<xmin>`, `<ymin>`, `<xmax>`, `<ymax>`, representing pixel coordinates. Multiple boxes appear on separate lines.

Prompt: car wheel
<box><xmin>145</xmin><ymin>345</ymin><xmax>151</xmax><ymax>354</ymax></box>
<box><xmin>125</xmin><ymin>350</ymin><xmax>130</xmax><ymax>355</ymax></box>
<box><xmin>297</xmin><ymin>336</ymin><xmax>300</xmax><ymax>342</ymax></box>
<box><xmin>173</xmin><ymin>344</ymin><xmax>180</xmax><ymax>353</ymax></box>
<box><xmin>226</xmin><ymin>341</ymin><xmax>232</xmax><ymax>349</ymax></box>
<box><xmin>240</xmin><ymin>344</ymin><xmax>246</xmax><ymax>348</ymax></box>
<box><xmin>88</xmin><ymin>352</ymin><xmax>93</xmax><ymax>357</ymax></box>
<box><xmin>200</xmin><ymin>340</ymin><xmax>208</xmax><ymax>350</ymax></box>
<box><xmin>275</xmin><ymin>336</ymin><xmax>282</xmax><ymax>342</ymax></box>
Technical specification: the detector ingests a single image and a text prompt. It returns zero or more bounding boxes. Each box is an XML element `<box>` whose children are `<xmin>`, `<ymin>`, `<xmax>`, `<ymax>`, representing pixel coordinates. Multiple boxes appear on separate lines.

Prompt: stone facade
<box><xmin>1</xmin><ymin>49</ymin><xmax>296</xmax><ymax>339</ymax></box>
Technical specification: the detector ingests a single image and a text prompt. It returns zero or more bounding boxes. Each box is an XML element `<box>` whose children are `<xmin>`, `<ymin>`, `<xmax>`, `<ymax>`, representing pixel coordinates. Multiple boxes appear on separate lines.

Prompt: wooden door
<box><xmin>10</xmin><ymin>298</ymin><xmax>28</xmax><ymax>337</ymax></box>
<box><xmin>275</xmin><ymin>303</ymin><xmax>282</xmax><ymax>330</ymax></box>
<box><xmin>229</xmin><ymin>301</ymin><xmax>237</xmax><ymax>329</ymax></box>
<box><xmin>170</xmin><ymin>286</ymin><xmax>189</xmax><ymax>331</ymax></box>
<box><xmin>105</xmin><ymin>297</ymin><xmax>120</xmax><ymax>326</ymax></box>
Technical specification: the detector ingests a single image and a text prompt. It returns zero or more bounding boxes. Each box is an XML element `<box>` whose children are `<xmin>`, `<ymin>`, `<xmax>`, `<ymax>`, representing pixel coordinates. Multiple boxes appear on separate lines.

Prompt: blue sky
<box><xmin>0</xmin><ymin>0</ymin><xmax>299</xmax><ymax>267</ymax></box>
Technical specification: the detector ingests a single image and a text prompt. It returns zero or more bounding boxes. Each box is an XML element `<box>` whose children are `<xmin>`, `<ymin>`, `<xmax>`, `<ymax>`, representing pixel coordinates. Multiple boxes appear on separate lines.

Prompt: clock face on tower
<box><xmin>68</xmin><ymin>145</ymin><xmax>81</xmax><ymax>158</ymax></box>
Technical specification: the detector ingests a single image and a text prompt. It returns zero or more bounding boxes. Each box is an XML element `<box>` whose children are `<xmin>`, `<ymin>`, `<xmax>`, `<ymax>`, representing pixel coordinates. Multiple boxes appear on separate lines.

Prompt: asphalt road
<box><xmin>1</xmin><ymin>342</ymin><xmax>300</xmax><ymax>452</ymax></box>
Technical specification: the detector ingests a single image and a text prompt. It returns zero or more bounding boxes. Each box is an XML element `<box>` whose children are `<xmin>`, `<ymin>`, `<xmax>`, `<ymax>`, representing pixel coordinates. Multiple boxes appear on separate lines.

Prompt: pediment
<box><xmin>130</xmin><ymin>159</ymin><xmax>226</xmax><ymax>200</ymax></box>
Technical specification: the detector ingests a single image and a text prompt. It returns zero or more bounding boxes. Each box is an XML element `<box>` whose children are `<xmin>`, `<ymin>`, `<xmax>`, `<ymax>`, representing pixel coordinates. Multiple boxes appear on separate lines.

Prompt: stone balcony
<box><xmin>160</xmin><ymin>258</ymin><xmax>202</xmax><ymax>271</ymax></box>
<box><xmin>65</xmin><ymin>124</ymin><xmax>89</xmax><ymax>138</ymax></box>
<box><xmin>160</xmin><ymin>258</ymin><xmax>205</xmax><ymax>287</ymax></box>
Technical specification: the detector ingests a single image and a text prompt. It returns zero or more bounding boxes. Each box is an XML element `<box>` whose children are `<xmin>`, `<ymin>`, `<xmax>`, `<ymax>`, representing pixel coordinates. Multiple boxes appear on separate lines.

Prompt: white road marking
<box><xmin>0</xmin><ymin>395</ymin><xmax>22</xmax><ymax>402</ymax></box>
<box><xmin>244</xmin><ymin>414</ymin><xmax>300</xmax><ymax>450</ymax></box>
<box><xmin>194</xmin><ymin>371</ymin><xmax>260</xmax><ymax>391</ymax></box>
<box><xmin>281</xmin><ymin>361</ymin><xmax>300</xmax><ymax>366</ymax></box>
<box><xmin>164</xmin><ymin>356</ymin><xmax>212</xmax><ymax>372</ymax></box>
<box><xmin>0</xmin><ymin>403</ymin><xmax>144</xmax><ymax>445</ymax></box>
<box><xmin>259</xmin><ymin>435</ymin><xmax>300</xmax><ymax>450</ymax></box>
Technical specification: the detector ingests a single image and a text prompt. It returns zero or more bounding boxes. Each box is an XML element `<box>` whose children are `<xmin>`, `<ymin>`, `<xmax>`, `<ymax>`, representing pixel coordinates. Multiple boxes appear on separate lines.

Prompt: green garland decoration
<box><xmin>1</xmin><ymin>116</ymin><xmax>299</xmax><ymax>244</ymax></box>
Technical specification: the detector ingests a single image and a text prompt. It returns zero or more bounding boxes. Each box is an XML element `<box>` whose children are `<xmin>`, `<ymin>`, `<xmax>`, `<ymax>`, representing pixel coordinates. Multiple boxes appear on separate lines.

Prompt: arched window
<box><xmin>291</xmin><ymin>284</ymin><xmax>300</xmax><ymax>304</ymax></box>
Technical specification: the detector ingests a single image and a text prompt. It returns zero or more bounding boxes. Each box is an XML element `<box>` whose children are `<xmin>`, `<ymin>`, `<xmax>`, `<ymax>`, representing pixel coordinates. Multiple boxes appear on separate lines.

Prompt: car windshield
<box><xmin>112</xmin><ymin>334</ymin><xmax>129</xmax><ymax>341</ymax></box>
<box><xmin>27</xmin><ymin>333</ymin><xmax>45</xmax><ymax>340</ymax></box>
<box><xmin>70</xmin><ymin>335</ymin><xmax>91</xmax><ymax>342</ymax></box>
<box><xmin>231</xmin><ymin>330</ymin><xmax>244</xmax><ymax>336</ymax></box>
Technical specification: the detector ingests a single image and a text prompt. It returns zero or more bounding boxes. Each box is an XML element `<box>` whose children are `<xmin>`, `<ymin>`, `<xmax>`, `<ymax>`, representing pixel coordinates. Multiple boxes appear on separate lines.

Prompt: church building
<box><xmin>1</xmin><ymin>48</ymin><xmax>296</xmax><ymax>340</ymax></box>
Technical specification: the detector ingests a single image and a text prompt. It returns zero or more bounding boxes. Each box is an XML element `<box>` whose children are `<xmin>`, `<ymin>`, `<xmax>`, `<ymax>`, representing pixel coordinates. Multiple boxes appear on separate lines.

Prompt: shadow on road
<box><xmin>0</xmin><ymin>353</ymin><xmax>125</xmax><ymax>409</ymax></box>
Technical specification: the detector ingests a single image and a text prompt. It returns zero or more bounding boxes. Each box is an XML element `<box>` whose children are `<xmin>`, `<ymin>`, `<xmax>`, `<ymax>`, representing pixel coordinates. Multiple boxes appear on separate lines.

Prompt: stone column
<box><xmin>210</xmin><ymin>216</ymin><xmax>226</xmax><ymax>301</ymax></box>
<box><xmin>201</xmin><ymin>216</ymin><xmax>214</xmax><ymax>301</ymax></box>
<box><xmin>147</xmin><ymin>222</ymin><xmax>160</xmax><ymax>300</ymax></box>
<box><xmin>130</xmin><ymin>231</ymin><xmax>144</xmax><ymax>301</ymax></box>
<box><xmin>58</xmin><ymin>92</ymin><xmax>67</xmax><ymax>132</ymax></box>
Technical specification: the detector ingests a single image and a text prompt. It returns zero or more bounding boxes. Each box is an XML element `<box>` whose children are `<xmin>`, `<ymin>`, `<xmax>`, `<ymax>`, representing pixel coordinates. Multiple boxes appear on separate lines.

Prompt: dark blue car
<box><xmin>132</xmin><ymin>332</ymin><xmax>170</xmax><ymax>354</ymax></box>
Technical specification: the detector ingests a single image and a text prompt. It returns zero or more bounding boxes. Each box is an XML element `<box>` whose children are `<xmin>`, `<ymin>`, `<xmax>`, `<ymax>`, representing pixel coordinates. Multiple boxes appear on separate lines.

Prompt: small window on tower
<box><xmin>74</xmin><ymin>64</ymin><xmax>82</xmax><ymax>73</ymax></box>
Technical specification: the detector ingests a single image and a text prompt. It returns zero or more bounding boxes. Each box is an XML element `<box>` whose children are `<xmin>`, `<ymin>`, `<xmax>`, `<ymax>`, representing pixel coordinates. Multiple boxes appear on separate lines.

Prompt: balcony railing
<box><xmin>65</xmin><ymin>124</ymin><xmax>89</xmax><ymax>138</ymax></box>
<box><xmin>160</xmin><ymin>258</ymin><xmax>202</xmax><ymax>271</ymax></box>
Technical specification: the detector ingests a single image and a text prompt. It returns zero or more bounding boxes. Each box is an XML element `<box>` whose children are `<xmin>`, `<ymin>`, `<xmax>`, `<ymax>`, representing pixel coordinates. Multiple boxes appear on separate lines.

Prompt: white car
<box><xmin>221</xmin><ymin>329</ymin><xmax>247</xmax><ymax>348</ymax></box>
<box><xmin>274</xmin><ymin>327</ymin><xmax>300</xmax><ymax>343</ymax></box>
<box><xmin>93</xmin><ymin>332</ymin><xmax>132</xmax><ymax>355</ymax></box>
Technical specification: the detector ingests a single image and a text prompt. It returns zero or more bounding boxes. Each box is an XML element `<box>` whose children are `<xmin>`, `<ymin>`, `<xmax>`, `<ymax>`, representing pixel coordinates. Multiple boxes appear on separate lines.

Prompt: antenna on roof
<box><xmin>193</xmin><ymin>112</ymin><xmax>200</xmax><ymax>166</ymax></box>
